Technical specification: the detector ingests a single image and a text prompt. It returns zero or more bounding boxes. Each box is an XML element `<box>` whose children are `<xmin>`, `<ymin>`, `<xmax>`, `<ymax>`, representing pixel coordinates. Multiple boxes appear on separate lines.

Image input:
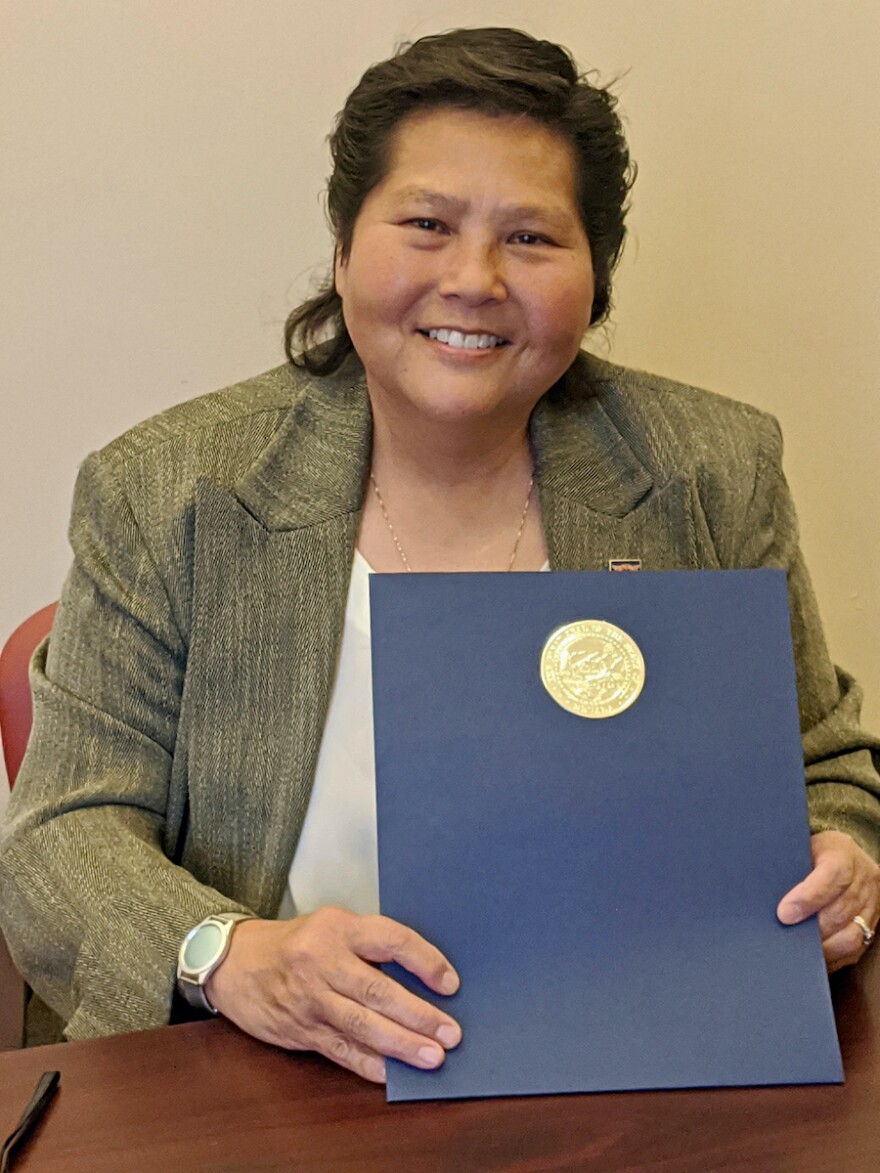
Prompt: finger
<box><xmin>329</xmin><ymin>960</ymin><xmax>461</xmax><ymax>1049</ymax></box>
<box><xmin>817</xmin><ymin>893</ymin><xmax>865</xmax><ymax>942</ymax></box>
<box><xmin>777</xmin><ymin>852</ymin><xmax>855</xmax><ymax>924</ymax></box>
<box><xmin>817</xmin><ymin>884</ymin><xmax>880</xmax><ymax>941</ymax></box>
<box><xmin>350</xmin><ymin>915</ymin><xmax>460</xmax><ymax>996</ymax></box>
<box><xmin>323</xmin><ymin>990</ymin><xmax>448</xmax><ymax>1069</ymax></box>
<box><xmin>314</xmin><ymin>1028</ymin><xmax>388</xmax><ymax>1083</ymax></box>
<box><xmin>823</xmin><ymin>923</ymin><xmax>867</xmax><ymax>974</ymax></box>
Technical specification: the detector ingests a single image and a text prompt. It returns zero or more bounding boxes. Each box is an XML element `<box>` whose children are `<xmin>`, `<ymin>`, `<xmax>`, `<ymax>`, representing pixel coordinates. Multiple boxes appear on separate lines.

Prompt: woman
<box><xmin>1</xmin><ymin>28</ymin><xmax>878</xmax><ymax>1083</ymax></box>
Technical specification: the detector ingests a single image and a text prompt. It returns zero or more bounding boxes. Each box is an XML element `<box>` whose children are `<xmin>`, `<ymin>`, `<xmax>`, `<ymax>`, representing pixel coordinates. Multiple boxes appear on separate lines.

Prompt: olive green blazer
<box><xmin>2</xmin><ymin>352</ymin><xmax>879</xmax><ymax>1041</ymax></box>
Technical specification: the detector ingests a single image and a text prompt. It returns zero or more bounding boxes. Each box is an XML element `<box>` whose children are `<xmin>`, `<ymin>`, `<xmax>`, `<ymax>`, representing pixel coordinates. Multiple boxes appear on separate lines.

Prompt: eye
<box><xmin>510</xmin><ymin>231</ymin><xmax>553</xmax><ymax>247</ymax></box>
<box><xmin>406</xmin><ymin>218</ymin><xmax>446</xmax><ymax>233</ymax></box>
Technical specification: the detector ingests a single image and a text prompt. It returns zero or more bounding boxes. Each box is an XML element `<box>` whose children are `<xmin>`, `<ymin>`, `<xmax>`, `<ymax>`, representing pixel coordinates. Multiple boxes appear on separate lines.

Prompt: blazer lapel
<box><xmin>180</xmin><ymin>368</ymin><xmax>372</xmax><ymax>916</ymax></box>
<box><xmin>532</xmin><ymin>363</ymin><xmax>702</xmax><ymax>572</ymax></box>
<box><xmin>543</xmin><ymin>479</ymin><xmax>700</xmax><ymax>571</ymax></box>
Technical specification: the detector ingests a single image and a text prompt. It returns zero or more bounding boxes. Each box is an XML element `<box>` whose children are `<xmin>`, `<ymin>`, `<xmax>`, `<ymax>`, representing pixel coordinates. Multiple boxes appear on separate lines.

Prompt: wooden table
<box><xmin>1</xmin><ymin>949</ymin><xmax>878</xmax><ymax>1172</ymax></box>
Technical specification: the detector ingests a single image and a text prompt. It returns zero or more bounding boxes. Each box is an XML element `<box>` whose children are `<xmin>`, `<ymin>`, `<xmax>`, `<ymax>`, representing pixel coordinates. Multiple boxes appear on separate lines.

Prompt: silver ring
<box><xmin>853</xmin><ymin>915</ymin><xmax>875</xmax><ymax>947</ymax></box>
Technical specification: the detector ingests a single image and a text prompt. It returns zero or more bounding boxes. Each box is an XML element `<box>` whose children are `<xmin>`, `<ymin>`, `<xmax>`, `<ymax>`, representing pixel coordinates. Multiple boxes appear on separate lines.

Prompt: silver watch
<box><xmin>176</xmin><ymin>912</ymin><xmax>254</xmax><ymax>1014</ymax></box>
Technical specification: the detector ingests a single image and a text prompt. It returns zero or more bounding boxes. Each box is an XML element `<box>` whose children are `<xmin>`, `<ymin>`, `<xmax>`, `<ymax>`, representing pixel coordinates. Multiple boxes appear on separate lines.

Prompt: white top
<box><xmin>278</xmin><ymin>551</ymin><xmax>379</xmax><ymax>919</ymax></box>
<box><xmin>279</xmin><ymin>554</ymin><xmax>550</xmax><ymax>920</ymax></box>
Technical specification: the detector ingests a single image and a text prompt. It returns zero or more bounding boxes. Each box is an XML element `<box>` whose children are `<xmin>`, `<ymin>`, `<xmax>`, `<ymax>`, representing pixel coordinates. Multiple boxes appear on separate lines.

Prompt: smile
<box><xmin>419</xmin><ymin>328</ymin><xmax>509</xmax><ymax>350</ymax></box>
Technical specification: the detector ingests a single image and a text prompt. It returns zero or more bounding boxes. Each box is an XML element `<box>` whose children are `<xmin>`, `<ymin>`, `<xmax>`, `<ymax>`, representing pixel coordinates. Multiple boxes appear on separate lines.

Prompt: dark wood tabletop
<box><xmin>1</xmin><ymin>948</ymin><xmax>878</xmax><ymax>1173</ymax></box>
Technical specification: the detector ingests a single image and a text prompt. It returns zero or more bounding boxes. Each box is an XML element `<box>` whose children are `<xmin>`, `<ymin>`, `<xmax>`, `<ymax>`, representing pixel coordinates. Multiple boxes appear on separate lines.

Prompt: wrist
<box><xmin>203</xmin><ymin>917</ymin><xmax>260</xmax><ymax>1012</ymax></box>
<box><xmin>176</xmin><ymin>912</ymin><xmax>256</xmax><ymax>1015</ymax></box>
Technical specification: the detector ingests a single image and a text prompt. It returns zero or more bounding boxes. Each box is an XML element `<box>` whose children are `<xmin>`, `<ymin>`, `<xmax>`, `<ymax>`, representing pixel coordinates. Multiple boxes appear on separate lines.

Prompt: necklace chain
<box><xmin>369</xmin><ymin>473</ymin><xmax>534</xmax><ymax>573</ymax></box>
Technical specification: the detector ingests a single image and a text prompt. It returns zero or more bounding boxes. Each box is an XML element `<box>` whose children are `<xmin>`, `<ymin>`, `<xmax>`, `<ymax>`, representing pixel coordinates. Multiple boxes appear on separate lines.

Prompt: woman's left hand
<box><xmin>777</xmin><ymin>830</ymin><xmax>880</xmax><ymax>972</ymax></box>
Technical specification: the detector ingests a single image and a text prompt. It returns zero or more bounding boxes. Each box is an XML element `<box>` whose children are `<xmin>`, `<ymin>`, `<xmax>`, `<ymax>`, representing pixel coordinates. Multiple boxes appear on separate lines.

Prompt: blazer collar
<box><xmin>232</xmin><ymin>352</ymin><xmax>655</xmax><ymax>534</ymax></box>
<box><xmin>531</xmin><ymin>353</ymin><xmax>654</xmax><ymax>518</ymax></box>
<box><xmin>235</xmin><ymin>362</ymin><xmax>372</xmax><ymax>531</ymax></box>
<box><xmin>532</xmin><ymin>354</ymin><xmax>699</xmax><ymax>572</ymax></box>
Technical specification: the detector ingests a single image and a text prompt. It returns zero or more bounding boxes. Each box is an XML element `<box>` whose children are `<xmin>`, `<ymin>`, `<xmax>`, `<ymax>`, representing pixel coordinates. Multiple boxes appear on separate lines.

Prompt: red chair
<box><xmin>0</xmin><ymin>602</ymin><xmax>56</xmax><ymax>1049</ymax></box>
<box><xmin>0</xmin><ymin>603</ymin><xmax>57</xmax><ymax>788</ymax></box>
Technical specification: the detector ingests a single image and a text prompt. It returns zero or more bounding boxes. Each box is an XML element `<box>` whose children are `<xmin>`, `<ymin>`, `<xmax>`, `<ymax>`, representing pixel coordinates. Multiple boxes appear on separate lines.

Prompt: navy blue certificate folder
<box><xmin>370</xmin><ymin>569</ymin><xmax>843</xmax><ymax>1102</ymax></box>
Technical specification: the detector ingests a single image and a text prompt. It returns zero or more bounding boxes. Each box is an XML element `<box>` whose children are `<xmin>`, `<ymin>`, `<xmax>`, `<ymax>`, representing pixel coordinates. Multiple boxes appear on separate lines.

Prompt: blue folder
<box><xmin>370</xmin><ymin>569</ymin><xmax>843</xmax><ymax>1102</ymax></box>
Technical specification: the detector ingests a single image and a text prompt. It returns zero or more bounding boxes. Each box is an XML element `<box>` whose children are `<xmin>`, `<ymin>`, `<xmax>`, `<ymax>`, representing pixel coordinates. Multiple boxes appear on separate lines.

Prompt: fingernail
<box><xmin>440</xmin><ymin>969</ymin><xmax>459</xmax><ymax>995</ymax></box>
<box><xmin>782</xmin><ymin>903</ymin><xmax>804</xmax><ymax>924</ymax></box>
<box><xmin>417</xmin><ymin>1045</ymin><xmax>443</xmax><ymax>1068</ymax></box>
<box><xmin>368</xmin><ymin>1057</ymin><xmax>386</xmax><ymax>1082</ymax></box>
<box><xmin>436</xmin><ymin>1023</ymin><xmax>460</xmax><ymax>1049</ymax></box>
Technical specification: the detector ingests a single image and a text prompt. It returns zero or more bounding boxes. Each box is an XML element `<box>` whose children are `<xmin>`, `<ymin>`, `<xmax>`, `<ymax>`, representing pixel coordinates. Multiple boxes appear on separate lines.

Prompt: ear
<box><xmin>333</xmin><ymin>243</ymin><xmax>347</xmax><ymax>299</ymax></box>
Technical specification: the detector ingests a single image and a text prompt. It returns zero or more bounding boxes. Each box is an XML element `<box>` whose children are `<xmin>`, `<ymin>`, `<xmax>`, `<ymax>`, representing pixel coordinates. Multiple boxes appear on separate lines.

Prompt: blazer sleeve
<box><xmin>735</xmin><ymin>415</ymin><xmax>880</xmax><ymax>861</ymax></box>
<box><xmin>0</xmin><ymin>451</ymin><xmax>252</xmax><ymax>1040</ymax></box>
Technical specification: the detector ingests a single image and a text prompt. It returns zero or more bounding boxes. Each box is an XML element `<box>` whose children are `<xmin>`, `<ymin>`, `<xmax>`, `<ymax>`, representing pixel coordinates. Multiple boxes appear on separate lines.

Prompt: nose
<box><xmin>436</xmin><ymin>238</ymin><xmax>508</xmax><ymax>305</ymax></box>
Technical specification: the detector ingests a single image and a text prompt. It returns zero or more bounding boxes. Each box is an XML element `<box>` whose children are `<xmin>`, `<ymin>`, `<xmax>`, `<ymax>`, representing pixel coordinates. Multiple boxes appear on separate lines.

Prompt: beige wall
<box><xmin>2</xmin><ymin>1</ymin><xmax>877</xmax><ymax>799</ymax></box>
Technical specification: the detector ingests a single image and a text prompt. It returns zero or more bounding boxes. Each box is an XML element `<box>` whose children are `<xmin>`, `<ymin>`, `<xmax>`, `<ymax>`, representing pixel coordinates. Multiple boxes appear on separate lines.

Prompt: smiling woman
<box><xmin>0</xmin><ymin>27</ymin><xmax>878</xmax><ymax>1081</ymax></box>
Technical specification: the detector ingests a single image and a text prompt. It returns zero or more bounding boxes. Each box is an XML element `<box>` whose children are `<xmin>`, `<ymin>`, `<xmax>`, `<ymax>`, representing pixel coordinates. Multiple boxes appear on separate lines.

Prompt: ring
<box><xmin>853</xmin><ymin>915</ymin><xmax>875</xmax><ymax>947</ymax></box>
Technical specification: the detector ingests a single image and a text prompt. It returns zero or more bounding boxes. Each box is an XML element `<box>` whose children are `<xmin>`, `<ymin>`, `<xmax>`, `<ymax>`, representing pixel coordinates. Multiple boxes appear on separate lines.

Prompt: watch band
<box><xmin>176</xmin><ymin>912</ymin><xmax>255</xmax><ymax>1014</ymax></box>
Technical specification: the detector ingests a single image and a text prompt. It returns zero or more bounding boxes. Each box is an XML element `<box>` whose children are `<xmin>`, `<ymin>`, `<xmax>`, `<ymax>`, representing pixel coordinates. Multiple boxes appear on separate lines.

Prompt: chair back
<box><xmin>0</xmin><ymin>603</ymin><xmax>56</xmax><ymax>1049</ymax></box>
<box><xmin>0</xmin><ymin>603</ymin><xmax>57</xmax><ymax>788</ymax></box>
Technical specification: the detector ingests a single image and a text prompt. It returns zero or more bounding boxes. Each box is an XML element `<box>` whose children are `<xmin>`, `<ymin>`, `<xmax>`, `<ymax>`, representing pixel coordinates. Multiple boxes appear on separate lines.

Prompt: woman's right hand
<box><xmin>204</xmin><ymin>907</ymin><xmax>462</xmax><ymax>1083</ymax></box>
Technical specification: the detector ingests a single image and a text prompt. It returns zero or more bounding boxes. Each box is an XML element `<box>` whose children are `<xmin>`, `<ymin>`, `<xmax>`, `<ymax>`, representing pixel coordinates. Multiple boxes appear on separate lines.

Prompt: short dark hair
<box><xmin>285</xmin><ymin>27</ymin><xmax>636</xmax><ymax>375</ymax></box>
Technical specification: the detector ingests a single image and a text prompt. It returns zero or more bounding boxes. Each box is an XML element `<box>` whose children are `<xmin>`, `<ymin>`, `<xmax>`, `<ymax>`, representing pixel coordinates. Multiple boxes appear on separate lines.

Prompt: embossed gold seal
<box><xmin>540</xmin><ymin>620</ymin><xmax>645</xmax><ymax>718</ymax></box>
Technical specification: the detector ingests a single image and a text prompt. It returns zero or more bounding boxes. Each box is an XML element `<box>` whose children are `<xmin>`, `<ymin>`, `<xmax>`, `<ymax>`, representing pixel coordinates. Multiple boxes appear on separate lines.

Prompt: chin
<box><xmin>407</xmin><ymin>387</ymin><xmax>517</xmax><ymax>423</ymax></box>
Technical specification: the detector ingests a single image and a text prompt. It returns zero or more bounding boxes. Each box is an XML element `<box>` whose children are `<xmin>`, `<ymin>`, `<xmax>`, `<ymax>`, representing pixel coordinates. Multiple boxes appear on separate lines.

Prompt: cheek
<box><xmin>343</xmin><ymin>244</ymin><xmax>431</xmax><ymax>329</ymax></box>
<box><xmin>384</xmin><ymin>252</ymin><xmax>441</xmax><ymax>317</ymax></box>
<box><xmin>531</xmin><ymin>278</ymin><xmax>594</xmax><ymax>351</ymax></box>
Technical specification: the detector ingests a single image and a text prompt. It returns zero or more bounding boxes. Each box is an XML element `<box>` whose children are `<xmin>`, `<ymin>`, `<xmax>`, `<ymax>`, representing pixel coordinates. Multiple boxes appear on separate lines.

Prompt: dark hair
<box><xmin>285</xmin><ymin>27</ymin><xmax>636</xmax><ymax>374</ymax></box>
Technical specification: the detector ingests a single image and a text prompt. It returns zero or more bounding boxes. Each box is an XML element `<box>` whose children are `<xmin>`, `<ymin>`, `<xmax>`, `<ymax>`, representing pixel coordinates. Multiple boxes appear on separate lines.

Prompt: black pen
<box><xmin>0</xmin><ymin>1071</ymin><xmax>60</xmax><ymax>1173</ymax></box>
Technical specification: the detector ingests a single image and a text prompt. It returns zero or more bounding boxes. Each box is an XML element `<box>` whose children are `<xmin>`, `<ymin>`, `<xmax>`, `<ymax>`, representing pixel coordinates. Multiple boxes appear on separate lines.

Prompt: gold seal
<box><xmin>540</xmin><ymin>620</ymin><xmax>645</xmax><ymax>719</ymax></box>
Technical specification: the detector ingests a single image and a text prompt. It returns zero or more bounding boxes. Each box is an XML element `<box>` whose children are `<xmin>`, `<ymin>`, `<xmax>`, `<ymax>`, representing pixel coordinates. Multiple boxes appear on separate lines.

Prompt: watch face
<box><xmin>182</xmin><ymin>922</ymin><xmax>224</xmax><ymax>971</ymax></box>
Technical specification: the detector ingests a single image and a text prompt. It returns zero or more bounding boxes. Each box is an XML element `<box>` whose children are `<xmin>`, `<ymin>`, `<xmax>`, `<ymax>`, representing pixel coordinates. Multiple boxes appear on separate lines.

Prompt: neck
<box><xmin>368</xmin><ymin>394</ymin><xmax>535</xmax><ymax>494</ymax></box>
<box><xmin>361</xmin><ymin>397</ymin><xmax>546</xmax><ymax>573</ymax></box>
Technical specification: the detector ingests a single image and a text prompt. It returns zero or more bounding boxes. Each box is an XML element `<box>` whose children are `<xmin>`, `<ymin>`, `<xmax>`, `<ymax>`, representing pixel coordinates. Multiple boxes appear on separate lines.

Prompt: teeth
<box><xmin>426</xmin><ymin>328</ymin><xmax>504</xmax><ymax>350</ymax></box>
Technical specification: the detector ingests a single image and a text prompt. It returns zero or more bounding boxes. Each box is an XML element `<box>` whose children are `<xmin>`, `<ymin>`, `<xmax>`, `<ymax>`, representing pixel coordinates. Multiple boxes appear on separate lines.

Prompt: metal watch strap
<box><xmin>176</xmin><ymin>912</ymin><xmax>255</xmax><ymax>1015</ymax></box>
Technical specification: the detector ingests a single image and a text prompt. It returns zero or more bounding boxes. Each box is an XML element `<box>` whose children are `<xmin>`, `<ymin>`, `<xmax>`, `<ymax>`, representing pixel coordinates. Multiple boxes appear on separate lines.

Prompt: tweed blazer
<box><xmin>2</xmin><ymin>351</ymin><xmax>879</xmax><ymax>1041</ymax></box>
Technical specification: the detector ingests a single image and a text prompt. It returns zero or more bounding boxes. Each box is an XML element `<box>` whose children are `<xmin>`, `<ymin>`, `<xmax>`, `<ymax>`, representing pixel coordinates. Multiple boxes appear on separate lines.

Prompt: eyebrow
<box><xmin>389</xmin><ymin>186</ymin><xmax>577</xmax><ymax>235</ymax></box>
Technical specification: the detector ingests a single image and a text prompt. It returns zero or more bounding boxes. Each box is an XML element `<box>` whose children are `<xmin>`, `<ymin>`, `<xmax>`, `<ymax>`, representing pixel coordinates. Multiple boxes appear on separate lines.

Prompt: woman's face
<box><xmin>335</xmin><ymin>107</ymin><xmax>594</xmax><ymax>432</ymax></box>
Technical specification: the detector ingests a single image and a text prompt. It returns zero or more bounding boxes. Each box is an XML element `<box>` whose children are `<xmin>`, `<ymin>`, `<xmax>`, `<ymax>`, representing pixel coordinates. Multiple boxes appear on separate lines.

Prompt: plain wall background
<box><xmin>2</xmin><ymin>1</ymin><xmax>878</xmax><ymax>806</ymax></box>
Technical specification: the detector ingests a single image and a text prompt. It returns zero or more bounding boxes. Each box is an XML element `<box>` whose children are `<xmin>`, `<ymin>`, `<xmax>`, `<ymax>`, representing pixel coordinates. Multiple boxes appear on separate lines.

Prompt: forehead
<box><xmin>374</xmin><ymin>107</ymin><xmax>580</xmax><ymax>214</ymax></box>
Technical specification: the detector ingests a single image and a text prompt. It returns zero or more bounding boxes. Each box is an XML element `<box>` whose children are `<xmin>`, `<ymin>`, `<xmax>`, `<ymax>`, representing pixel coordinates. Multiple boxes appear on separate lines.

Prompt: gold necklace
<box><xmin>368</xmin><ymin>473</ymin><xmax>534</xmax><ymax>572</ymax></box>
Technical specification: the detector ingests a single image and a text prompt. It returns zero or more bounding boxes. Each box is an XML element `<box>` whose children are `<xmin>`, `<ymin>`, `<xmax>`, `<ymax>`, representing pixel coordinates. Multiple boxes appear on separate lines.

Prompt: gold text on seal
<box><xmin>540</xmin><ymin>620</ymin><xmax>645</xmax><ymax>719</ymax></box>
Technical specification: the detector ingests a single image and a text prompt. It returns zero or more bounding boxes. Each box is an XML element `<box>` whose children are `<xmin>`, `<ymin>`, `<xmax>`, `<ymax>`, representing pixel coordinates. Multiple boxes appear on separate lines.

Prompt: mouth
<box><xmin>418</xmin><ymin>327</ymin><xmax>510</xmax><ymax>351</ymax></box>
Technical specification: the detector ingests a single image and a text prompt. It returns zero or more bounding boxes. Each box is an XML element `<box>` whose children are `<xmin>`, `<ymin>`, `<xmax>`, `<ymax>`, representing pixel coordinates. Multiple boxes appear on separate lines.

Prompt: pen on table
<box><xmin>0</xmin><ymin>1071</ymin><xmax>60</xmax><ymax>1173</ymax></box>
